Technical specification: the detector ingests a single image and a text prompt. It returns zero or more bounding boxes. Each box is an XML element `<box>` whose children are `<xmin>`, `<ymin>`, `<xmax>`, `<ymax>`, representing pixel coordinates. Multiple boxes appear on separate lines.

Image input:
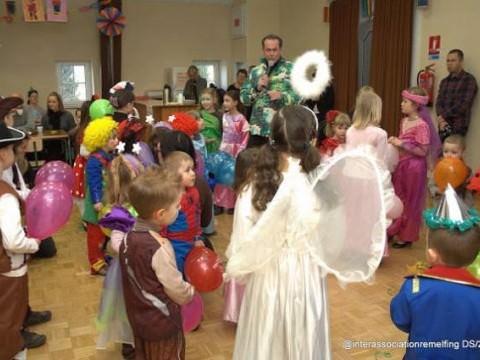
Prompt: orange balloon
<box><xmin>433</xmin><ymin>158</ymin><xmax>469</xmax><ymax>192</ymax></box>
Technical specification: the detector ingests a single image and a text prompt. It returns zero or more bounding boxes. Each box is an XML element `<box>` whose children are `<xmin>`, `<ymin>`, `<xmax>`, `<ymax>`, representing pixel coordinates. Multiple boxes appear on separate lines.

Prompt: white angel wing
<box><xmin>306</xmin><ymin>147</ymin><xmax>388</xmax><ymax>284</ymax></box>
<box><xmin>226</xmin><ymin>175</ymin><xmax>294</xmax><ymax>278</ymax></box>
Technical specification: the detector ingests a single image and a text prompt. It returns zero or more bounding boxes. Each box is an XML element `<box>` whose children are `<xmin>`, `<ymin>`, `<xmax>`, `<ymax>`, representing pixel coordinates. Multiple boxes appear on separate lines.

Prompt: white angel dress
<box><xmin>226</xmin><ymin>147</ymin><xmax>395</xmax><ymax>360</ymax></box>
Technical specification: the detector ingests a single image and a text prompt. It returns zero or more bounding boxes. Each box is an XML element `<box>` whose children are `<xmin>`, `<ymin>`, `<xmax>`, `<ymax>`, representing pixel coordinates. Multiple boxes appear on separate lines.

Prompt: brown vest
<box><xmin>120</xmin><ymin>230</ymin><xmax>182</xmax><ymax>341</ymax></box>
<box><xmin>0</xmin><ymin>180</ymin><xmax>25</xmax><ymax>273</ymax></box>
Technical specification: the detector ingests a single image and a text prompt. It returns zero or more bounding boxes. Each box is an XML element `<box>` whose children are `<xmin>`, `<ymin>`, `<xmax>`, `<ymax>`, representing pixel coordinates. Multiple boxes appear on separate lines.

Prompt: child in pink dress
<box><xmin>346</xmin><ymin>91</ymin><xmax>403</xmax><ymax>256</ymax></box>
<box><xmin>346</xmin><ymin>91</ymin><xmax>388</xmax><ymax>164</ymax></box>
<box><xmin>214</xmin><ymin>90</ymin><xmax>249</xmax><ymax>214</ymax></box>
<box><xmin>387</xmin><ymin>87</ymin><xmax>441</xmax><ymax>248</ymax></box>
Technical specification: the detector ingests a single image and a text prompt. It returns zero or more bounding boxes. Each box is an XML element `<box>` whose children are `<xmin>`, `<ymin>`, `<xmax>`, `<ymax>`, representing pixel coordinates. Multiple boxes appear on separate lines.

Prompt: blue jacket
<box><xmin>391</xmin><ymin>266</ymin><xmax>480</xmax><ymax>359</ymax></box>
<box><xmin>86</xmin><ymin>150</ymin><xmax>113</xmax><ymax>204</ymax></box>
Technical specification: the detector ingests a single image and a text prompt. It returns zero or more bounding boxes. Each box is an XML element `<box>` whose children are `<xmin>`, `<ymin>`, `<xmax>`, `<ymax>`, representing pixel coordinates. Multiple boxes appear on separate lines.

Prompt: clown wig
<box><xmin>83</xmin><ymin>116</ymin><xmax>118</xmax><ymax>153</ymax></box>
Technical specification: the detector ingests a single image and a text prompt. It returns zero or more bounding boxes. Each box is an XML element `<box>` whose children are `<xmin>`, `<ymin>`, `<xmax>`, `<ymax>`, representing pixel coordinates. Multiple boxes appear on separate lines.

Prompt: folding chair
<box><xmin>25</xmin><ymin>136</ymin><xmax>45</xmax><ymax>169</ymax></box>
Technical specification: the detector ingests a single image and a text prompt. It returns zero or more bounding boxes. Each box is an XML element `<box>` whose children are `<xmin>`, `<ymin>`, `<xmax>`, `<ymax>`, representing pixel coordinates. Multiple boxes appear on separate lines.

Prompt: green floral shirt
<box><xmin>240</xmin><ymin>57</ymin><xmax>301</xmax><ymax>137</ymax></box>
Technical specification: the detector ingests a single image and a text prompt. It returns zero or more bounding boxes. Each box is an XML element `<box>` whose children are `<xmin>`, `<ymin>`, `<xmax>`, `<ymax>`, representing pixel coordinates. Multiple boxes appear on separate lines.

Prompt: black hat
<box><xmin>0</xmin><ymin>122</ymin><xmax>25</xmax><ymax>149</ymax></box>
<box><xmin>0</xmin><ymin>97</ymin><xmax>23</xmax><ymax>120</ymax></box>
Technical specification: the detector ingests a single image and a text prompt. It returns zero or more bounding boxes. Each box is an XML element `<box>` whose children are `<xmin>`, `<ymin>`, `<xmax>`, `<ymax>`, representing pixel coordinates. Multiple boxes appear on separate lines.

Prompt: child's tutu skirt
<box><xmin>95</xmin><ymin>257</ymin><xmax>133</xmax><ymax>348</ymax></box>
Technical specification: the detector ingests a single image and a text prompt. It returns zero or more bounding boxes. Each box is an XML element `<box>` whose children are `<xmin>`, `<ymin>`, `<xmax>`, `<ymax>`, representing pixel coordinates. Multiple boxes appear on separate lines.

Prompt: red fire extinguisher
<box><xmin>417</xmin><ymin>64</ymin><xmax>435</xmax><ymax>107</ymax></box>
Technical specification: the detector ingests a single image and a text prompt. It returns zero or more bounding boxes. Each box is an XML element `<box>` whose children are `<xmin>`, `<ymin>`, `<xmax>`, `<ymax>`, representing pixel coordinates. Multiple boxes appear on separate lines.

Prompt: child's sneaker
<box><xmin>91</xmin><ymin>260</ymin><xmax>108</xmax><ymax>276</ymax></box>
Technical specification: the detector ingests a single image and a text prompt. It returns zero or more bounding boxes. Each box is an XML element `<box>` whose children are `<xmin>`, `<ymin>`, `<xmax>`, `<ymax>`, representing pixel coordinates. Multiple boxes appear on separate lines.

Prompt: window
<box><xmin>193</xmin><ymin>61</ymin><xmax>220</xmax><ymax>87</ymax></box>
<box><xmin>56</xmin><ymin>62</ymin><xmax>94</xmax><ymax>108</ymax></box>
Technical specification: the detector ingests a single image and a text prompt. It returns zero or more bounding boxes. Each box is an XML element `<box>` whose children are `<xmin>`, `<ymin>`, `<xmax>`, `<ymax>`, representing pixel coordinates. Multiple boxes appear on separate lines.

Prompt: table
<box><xmin>31</xmin><ymin>130</ymin><xmax>73</xmax><ymax>164</ymax></box>
<box><xmin>134</xmin><ymin>100</ymin><xmax>199</xmax><ymax>122</ymax></box>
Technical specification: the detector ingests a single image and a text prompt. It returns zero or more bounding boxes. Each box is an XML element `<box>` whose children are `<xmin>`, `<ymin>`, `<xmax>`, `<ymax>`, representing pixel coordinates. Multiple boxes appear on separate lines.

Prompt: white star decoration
<box><xmin>116</xmin><ymin>141</ymin><xmax>126</xmax><ymax>153</ymax></box>
<box><xmin>132</xmin><ymin>142</ymin><xmax>141</xmax><ymax>155</ymax></box>
<box><xmin>145</xmin><ymin>115</ymin><xmax>155</xmax><ymax>125</ymax></box>
<box><xmin>168</xmin><ymin>115</ymin><xmax>176</xmax><ymax>123</ymax></box>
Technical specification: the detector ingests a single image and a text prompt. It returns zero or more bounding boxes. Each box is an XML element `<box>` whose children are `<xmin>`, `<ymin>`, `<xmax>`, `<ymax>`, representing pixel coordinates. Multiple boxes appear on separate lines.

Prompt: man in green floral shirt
<box><xmin>241</xmin><ymin>34</ymin><xmax>301</xmax><ymax>147</ymax></box>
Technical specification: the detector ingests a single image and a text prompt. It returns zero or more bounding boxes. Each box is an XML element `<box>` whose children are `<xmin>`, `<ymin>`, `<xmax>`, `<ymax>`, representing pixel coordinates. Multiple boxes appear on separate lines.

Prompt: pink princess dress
<box><xmin>387</xmin><ymin>118</ymin><xmax>430</xmax><ymax>244</ymax></box>
<box><xmin>213</xmin><ymin>113</ymin><xmax>249</xmax><ymax>210</ymax></box>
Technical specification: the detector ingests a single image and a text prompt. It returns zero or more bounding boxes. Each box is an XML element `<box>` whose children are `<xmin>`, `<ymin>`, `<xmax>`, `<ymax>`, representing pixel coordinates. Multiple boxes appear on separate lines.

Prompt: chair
<box><xmin>25</xmin><ymin>136</ymin><xmax>45</xmax><ymax>169</ymax></box>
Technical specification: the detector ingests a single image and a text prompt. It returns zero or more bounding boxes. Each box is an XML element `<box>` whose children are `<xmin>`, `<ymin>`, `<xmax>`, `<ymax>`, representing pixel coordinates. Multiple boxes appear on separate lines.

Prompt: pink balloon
<box><xmin>26</xmin><ymin>181</ymin><xmax>73</xmax><ymax>239</ymax></box>
<box><xmin>35</xmin><ymin>161</ymin><xmax>75</xmax><ymax>191</ymax></box>
<box><xmin>181</xmin><ymin>293</ymin><xmax>203</xmax><ymax>333</ymax></box>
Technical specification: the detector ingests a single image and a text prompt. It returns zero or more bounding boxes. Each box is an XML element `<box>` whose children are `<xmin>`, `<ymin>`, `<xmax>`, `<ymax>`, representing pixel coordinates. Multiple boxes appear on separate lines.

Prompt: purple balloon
<box><xmin>35</xmin><ymin>161</ymin><xmax>75</xmax><ymax>191</ymax></box>
<box><xmin>26</xmin><ymin>181</ymin><xmax>73</xmax><ymax>239</ymax></box>
<box><xmin>181</xmin><ymin>293</ymin><xmax>204</xmax><ymax>333</ymax></box>
<box><xmin>137</xmin><ymin>142</ymin><xmax>155</xmax><ymax>167</ymax></box>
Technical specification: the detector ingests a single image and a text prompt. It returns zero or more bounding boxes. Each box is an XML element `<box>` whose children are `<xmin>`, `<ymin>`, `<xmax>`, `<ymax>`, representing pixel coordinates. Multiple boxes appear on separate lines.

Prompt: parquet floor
<box><xmin>27</xmin><ymin>205</ymin><xmax>434</xmax><ymax>360</ymax></box>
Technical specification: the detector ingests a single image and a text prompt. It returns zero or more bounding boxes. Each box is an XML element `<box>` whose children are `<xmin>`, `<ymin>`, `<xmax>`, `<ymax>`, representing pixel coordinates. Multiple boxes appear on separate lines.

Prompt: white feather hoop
<box><xmin>291</xmin><ymin>50</ymin><xmax>331</xmax><ymax>100</ymax></box>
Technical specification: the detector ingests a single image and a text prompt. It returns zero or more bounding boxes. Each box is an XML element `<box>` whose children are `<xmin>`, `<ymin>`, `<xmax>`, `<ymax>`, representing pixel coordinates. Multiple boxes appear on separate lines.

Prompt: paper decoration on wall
<box><xmin>1</xmin><ymin>0</ymin><xmax>15</xmax><ymax>22</ymax></box>
<box><xmin>79</xmin><ymin>0</ymin><xmax>111</xmax><ymax>13</ymax></box>
<box><xmin>46</xmin><ymin>0</ymin><xmax>67</xmax><ymax>22</ymax></box>
<box><xmin>22</xmin><ymin>0</ymin><xmax>45</xmax><ymax>22</ymax></box>
<box><xmin>96</xmin><ymin>6</ymin><xmax>126</xmax><ymax>37</ymax></box>
<box><xmin>428</xmin><ymin>35</ymin><xmax>441</xmax><ymax>60</ymax></box>
<box><xmin>230</xmin><ymin>3</ymin><xmax>245</xmax><ymax>38</ymax></box>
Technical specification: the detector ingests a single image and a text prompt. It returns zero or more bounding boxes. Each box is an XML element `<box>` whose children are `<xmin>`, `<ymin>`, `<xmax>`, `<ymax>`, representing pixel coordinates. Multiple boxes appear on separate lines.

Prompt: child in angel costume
<box><xmin>226</xmin><ymin>105</ymin><xmax>400</xmax><ymax>360</ymax></box>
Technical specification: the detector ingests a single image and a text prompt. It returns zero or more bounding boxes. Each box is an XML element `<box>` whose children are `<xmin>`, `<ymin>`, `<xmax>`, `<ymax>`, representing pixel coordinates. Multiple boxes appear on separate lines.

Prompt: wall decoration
<box><xmin>96</xmin><ymin>6</ymin><xmax>126</xmax><ymax>37</ymax></box>
<box><xmin>79</xmin><ymin>0</ymin><xmax>111</xmax><ymax>13</ymax></box>
<box><xmin>230</xmin><ymin>3</ymin><xmax>246</xmax><ymax>39</ymax></box>
<box><xmin>22</xmin><ymin>0</ymin><xmax>45</xmax><ymax>22</ymax></box>
<box><xmin>47</xmin><ymin>0</ymin><xmax>67</xmax><ymax>22</ymax></box>
<box><xmin>428</xmin><ymin>35</ymin><xmax>440</xmax><ymax>60</ymax></box>
<box><xmin>1</xmin><ymin>0</ymin><xmax>15</xmax><ymax>22</ymax></box>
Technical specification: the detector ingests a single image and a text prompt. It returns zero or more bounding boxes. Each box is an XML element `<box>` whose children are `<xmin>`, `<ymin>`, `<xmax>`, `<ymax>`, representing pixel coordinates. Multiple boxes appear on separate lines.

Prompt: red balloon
<box><xmin>35</xmin><ymin>161</ymin><xmax>75</xmax><ymax>191</ymax></box>
<box><xmin>26</xmin><ymin>181</ymin><xmax>73</xmax><ymax>239</ymax></box>
<box><xmin>184</xmin><ymin>247</ymin><xmax>224</xmax><ymax>293</ymax></box>
<box><xmin>181</xmin><ymin>293</ymin><xmax>203</xmax><ymax>333</ymax></box>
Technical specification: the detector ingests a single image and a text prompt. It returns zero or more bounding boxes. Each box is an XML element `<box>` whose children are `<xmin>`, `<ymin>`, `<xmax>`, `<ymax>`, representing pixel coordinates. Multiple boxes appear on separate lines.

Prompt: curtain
<box><xmin>328</xmin><ymin>0</ymin><xmax>359</xmax><ymax>113</ymax></box>
<box><xmin>100</xmin><ymin>0</ymin><xmax>123</xmax><ymax>98</ymax></box>
<box><xmin>370</xmin><ymin>0</ymin><xmax>414</xmax><ymax>136</ymax></box>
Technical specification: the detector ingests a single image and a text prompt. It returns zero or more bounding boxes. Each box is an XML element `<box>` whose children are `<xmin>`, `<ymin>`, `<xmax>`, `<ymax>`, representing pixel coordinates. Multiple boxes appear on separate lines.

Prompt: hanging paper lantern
<box><xmin>96</xmin><ymin>6</ymin><xmax>126</xmax><ymax>37</ymax></box>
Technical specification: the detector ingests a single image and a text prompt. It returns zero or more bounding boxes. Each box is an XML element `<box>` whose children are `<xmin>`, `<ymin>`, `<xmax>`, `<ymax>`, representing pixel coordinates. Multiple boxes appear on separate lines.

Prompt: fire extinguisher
<box><xmin>417</xmin><ymin>64</ymin><xmax>435</xmax><ymax>107</ymax></box>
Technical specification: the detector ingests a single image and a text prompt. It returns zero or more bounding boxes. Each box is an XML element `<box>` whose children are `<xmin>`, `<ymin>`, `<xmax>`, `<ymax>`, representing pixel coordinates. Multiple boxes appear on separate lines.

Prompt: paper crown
<box><xmin>423</xmin><ymin>184</ymin><xmax>480</xmax><ymax>232</ymax></box>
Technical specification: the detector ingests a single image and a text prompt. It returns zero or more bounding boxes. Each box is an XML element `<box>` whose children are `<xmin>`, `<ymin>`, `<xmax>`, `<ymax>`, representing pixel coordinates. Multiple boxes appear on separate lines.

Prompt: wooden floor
<box><xmin>27</xmin><ymin>205</ymin><xmax>432</xmax><ymax>360</ymax></box>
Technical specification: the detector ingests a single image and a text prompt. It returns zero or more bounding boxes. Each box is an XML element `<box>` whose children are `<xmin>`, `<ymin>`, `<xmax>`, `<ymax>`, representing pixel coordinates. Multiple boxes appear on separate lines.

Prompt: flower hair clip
<box><xmin>168</xmin><ymin>115</ymin><xmax>176</xmax><ymax>123</ymax></box>
<box><xmin>325</xmin><ymin>110</ymin><xmax>340</xmax><ymax>124</ymax></box>
<box><xmin>116</xmin><ymin>141</ymin><xmax>126</xmax><ymax>154</ymax></box>
<box><xmin>145</xmin><ymin>115</ymin><xmax>155</xmax><ymax>125</ymax></box>
<box><xmin>132</xmin><ymin>142</ymin><xmax>141</xmax><ymax>155</ymax></box>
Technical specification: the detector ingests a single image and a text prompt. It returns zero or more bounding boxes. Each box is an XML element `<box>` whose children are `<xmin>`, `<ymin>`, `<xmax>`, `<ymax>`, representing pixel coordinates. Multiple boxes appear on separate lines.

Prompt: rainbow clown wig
<box><xmin>83</xmin><ymin>116</ymin><xmax>118</xmax><ymax>153</ymax></box>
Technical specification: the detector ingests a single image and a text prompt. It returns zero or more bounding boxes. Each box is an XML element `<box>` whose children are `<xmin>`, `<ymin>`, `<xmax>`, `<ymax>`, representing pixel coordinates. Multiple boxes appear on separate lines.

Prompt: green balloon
<box><xmin>89</xmin><ymin>99</ymin><xmax>114</xmax><ymax>120</ymax></box>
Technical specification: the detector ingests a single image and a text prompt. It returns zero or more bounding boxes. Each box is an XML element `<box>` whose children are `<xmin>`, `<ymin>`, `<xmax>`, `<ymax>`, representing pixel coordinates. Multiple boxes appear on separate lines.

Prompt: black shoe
<box><xmin>121</xmin><ymin>343</ymin><xmax>135</xmax><ymax>360</ymax></box>
<box><xmin>214</xmin><ymin>206</ymin><xmax>224</xmax><ymax>216</ymax></box>
<box><xmin>24</xmin><ymin>310</ymin><xmax>52</xmax><ymax>327</ymax></box>
<box><xmin>22</xmin><ymin>330</ymin><xmax>47</xmax><ymax>349</ymax></box>
<box><xmin>227</xmin><ymin>208</ymin><xmax>234</xmax><ymax>215</ymax></box>
<box><xmin>392</xmin><ymin>241</ymin><xmax>412</xmax><ymax>249</ymax></box>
